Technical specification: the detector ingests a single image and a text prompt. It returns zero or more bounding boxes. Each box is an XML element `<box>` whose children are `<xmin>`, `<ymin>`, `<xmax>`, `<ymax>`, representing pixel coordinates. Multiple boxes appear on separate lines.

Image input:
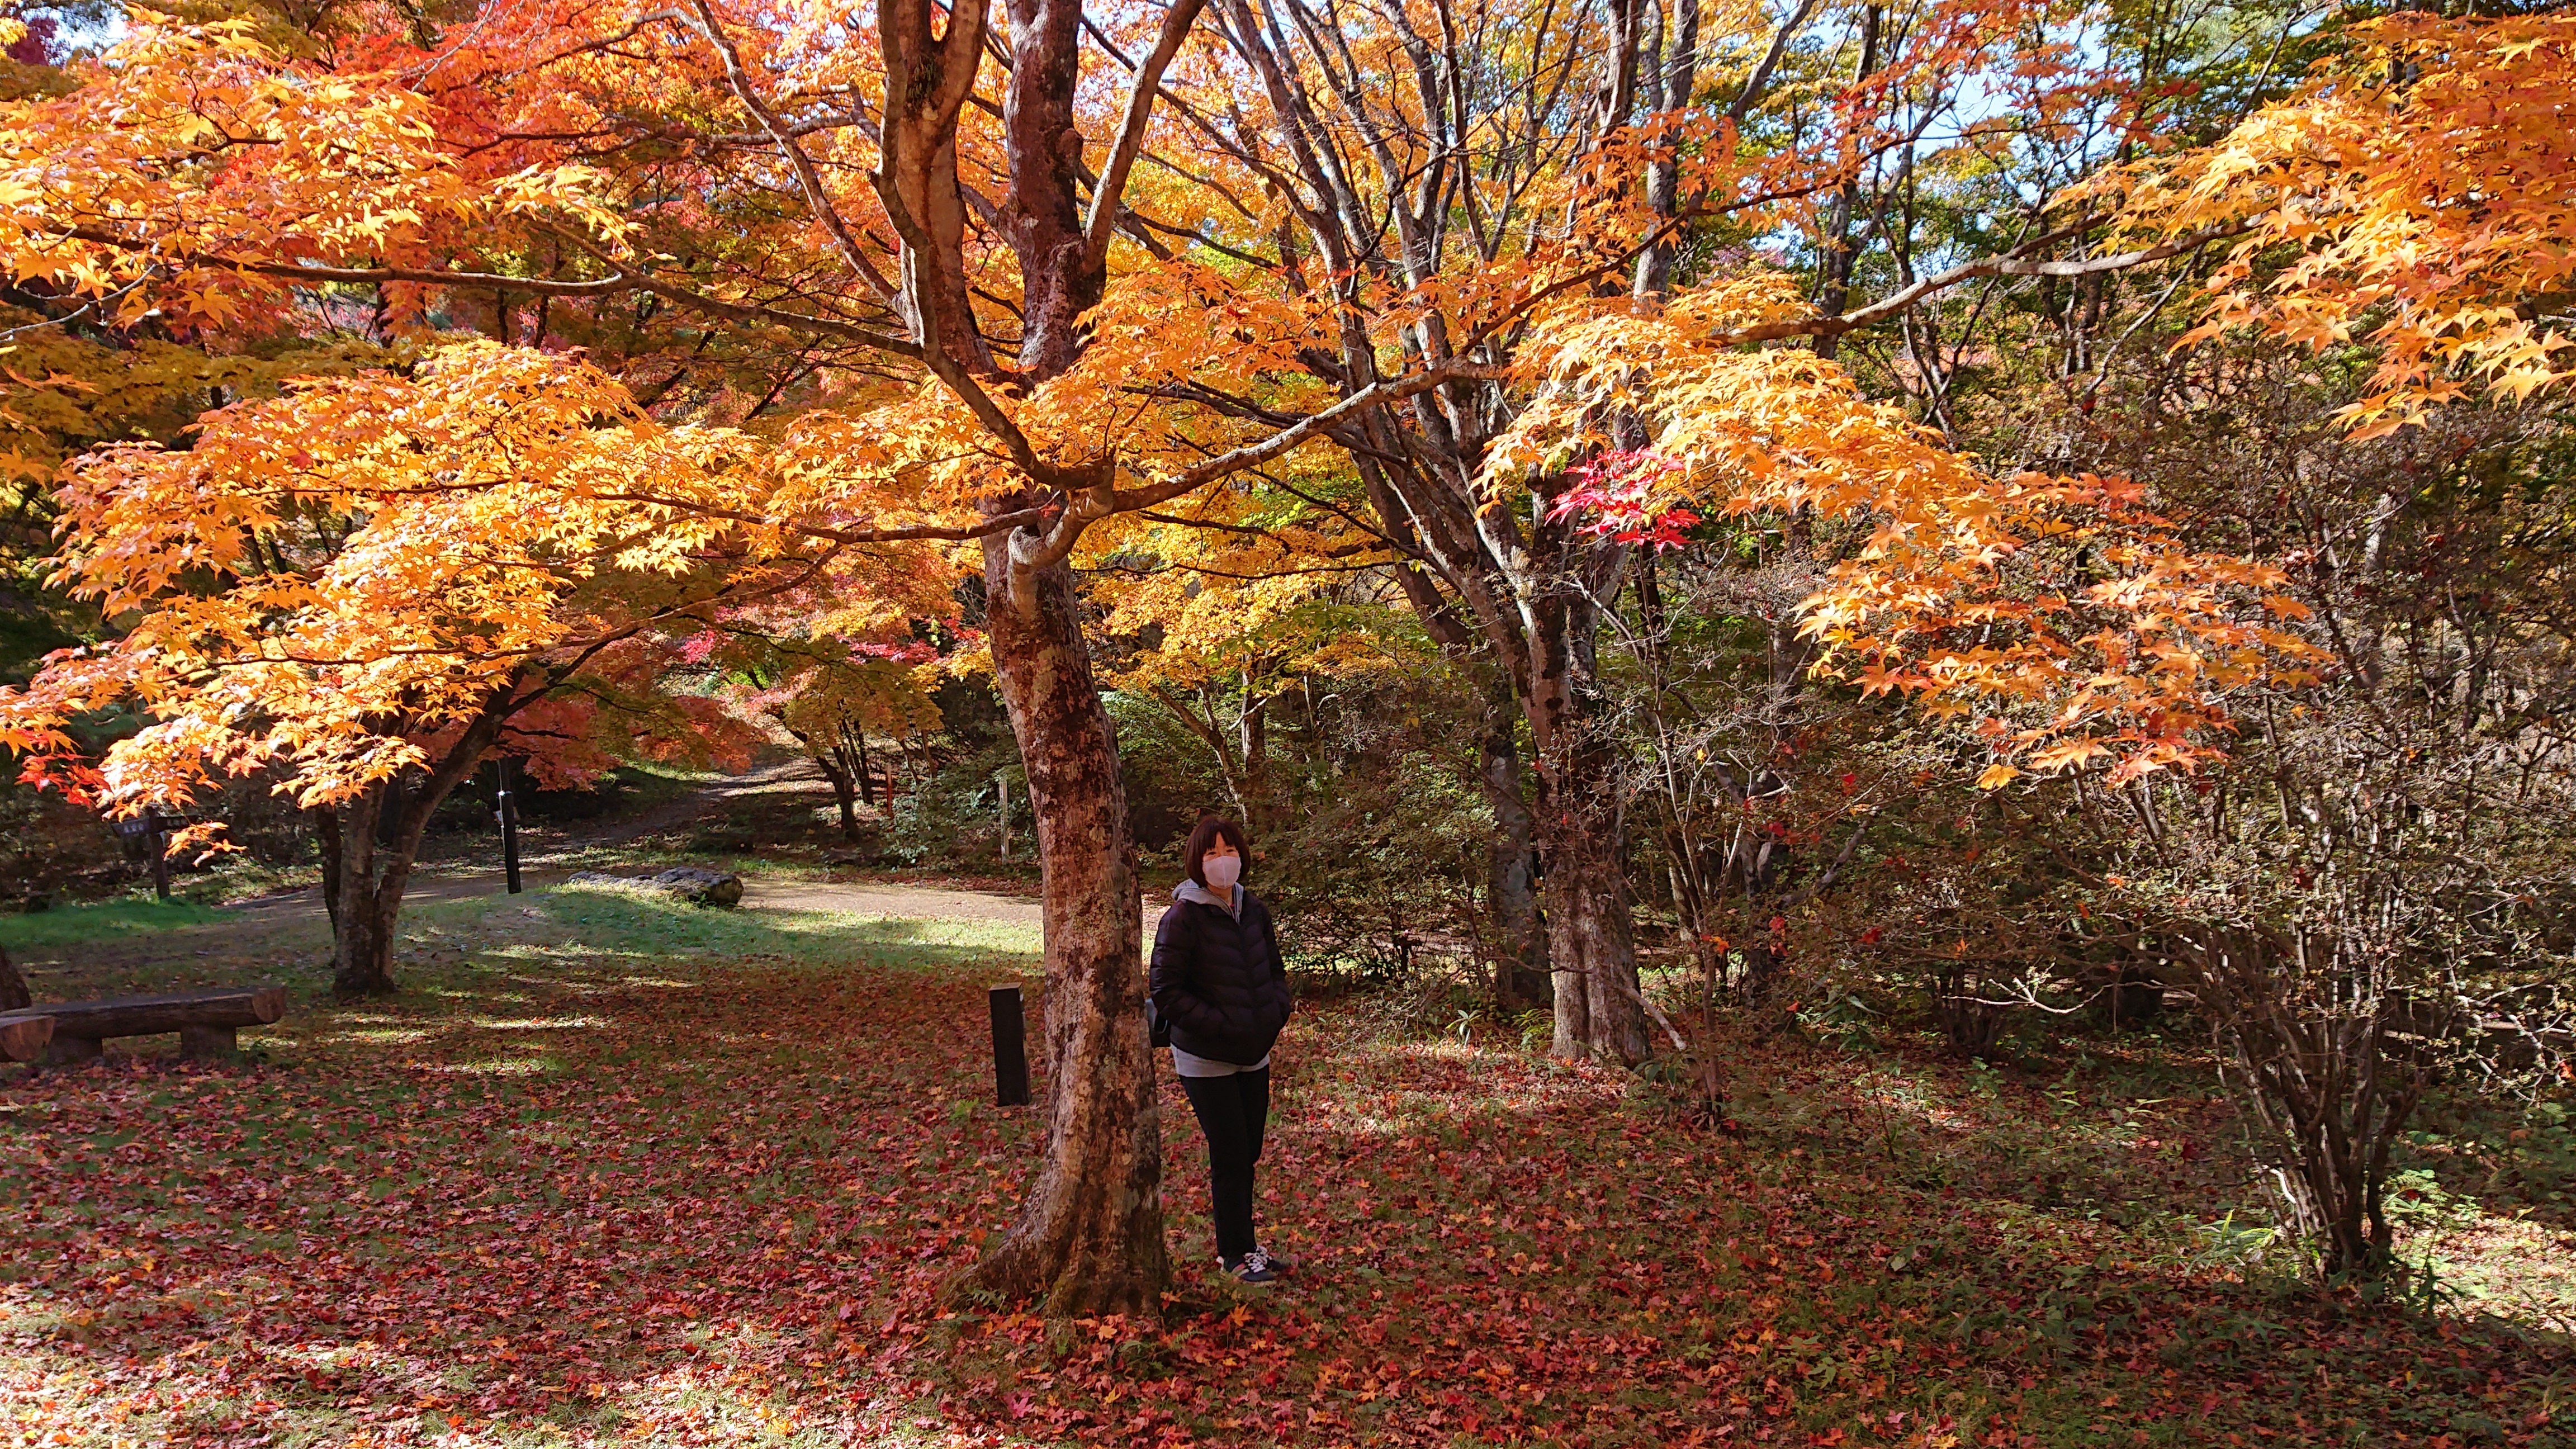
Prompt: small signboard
<box><xmin>107</xmin><ymin>812</ymin><xmax>174</xmax><ymax>898</ymax></box>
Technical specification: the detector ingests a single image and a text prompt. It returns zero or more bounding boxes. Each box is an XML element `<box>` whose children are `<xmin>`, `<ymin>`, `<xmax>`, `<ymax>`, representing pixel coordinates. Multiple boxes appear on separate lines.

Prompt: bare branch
<box><xmin>997</xmin><ymin>358</ymin><xmax>1490</xmax><ymax>614</ymax></box>
<box><xmin>678</xmin><ymin>0</ymin><xmax>901</xmax><ymax>303</ymax></box>
<box><xmin>595</xmin><ymin>494</ymin><xmax>1053</xmax><ymax>546</ymax></box>
<box><xmin>1726</xmin><ymin>0</ymin><xmax>1821</xmax><ymax>124</ymax></box>
<box><xmin>542</xmin><ymin>225</ymin><xmax>924</xmax><ymax>356</ymax></box>
<box><xmin>58</xmin><ymin>225</ymin><xmax>633</xmax><ymax>297</ymax></box>
<box><xmin>1082</xmin><ymin>0</ymin><xmax>1214</xmax><ymax>273</ymax></box>
<box><xmin>1711</xmin><ymin>222</ymin><xmax>2253</xmax><ymax>349</ymax></box>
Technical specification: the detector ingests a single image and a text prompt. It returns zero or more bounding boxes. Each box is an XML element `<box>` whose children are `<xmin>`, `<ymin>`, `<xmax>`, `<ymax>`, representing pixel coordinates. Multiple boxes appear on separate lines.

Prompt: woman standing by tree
<box><xmin>1149</xmin><ymin>817</ymin><xmax>1294</xmax><ymax>1285</ymax></box>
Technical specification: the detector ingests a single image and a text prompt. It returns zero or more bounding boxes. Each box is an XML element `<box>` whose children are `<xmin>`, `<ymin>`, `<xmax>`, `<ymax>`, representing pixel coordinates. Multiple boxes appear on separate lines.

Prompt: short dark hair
<box><xmin>1183</xmin><ymin>816</ymin><xmax>1250</xmax><ymax>888</ymax></box>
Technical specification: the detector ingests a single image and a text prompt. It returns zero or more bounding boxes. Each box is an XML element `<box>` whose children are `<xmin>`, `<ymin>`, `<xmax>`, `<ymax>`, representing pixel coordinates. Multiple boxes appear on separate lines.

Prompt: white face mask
<box><xmin>1201</xmin><ymin>853</ymin><xmax>1243</xmax><ymax>891</ymax></box>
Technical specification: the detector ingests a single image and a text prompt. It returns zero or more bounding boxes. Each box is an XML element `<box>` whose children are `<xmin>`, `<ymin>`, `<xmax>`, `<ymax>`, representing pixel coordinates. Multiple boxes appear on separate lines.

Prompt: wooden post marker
<box><xmin>148</xmin><ymin>811</ymin><xmax>172</xmax><ymax>901</ymax></box>
<box><xmin>112</xmin><ymin>811</ymin><xmax>173</xmax><ymax>899</ymax></box>
<box><xmin>988</xmin><ymin>984</ymin><xmax>1030</xmax><ymax>1107</ymax></box>
<box><xmin>496</xmin><ymin>757</ymin><xmax>523</xmax><ymax>894</ymax></box>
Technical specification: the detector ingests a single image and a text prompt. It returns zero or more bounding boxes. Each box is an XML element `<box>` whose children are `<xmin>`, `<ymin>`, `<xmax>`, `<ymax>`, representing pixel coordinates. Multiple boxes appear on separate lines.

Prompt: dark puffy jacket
<box><xmin>1149</xmin><ymin>889</ymin><xmax>1291</xmax><ymax>1065</ymax></box>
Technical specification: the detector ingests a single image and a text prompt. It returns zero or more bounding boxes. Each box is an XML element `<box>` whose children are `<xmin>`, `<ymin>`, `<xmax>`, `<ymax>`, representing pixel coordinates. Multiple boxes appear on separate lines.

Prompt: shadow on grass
<box><xmin>524</xmin><ymin>883</ymin><xmax>1041</xmax><ymax>961</ymax></box>
<box><xmin>0</xmin><ymin>896</ymin><xmax>240</xmax><ymax>955</ymax></box>
<box><xmin>1</xmin><ymin>894</ymin><xmax>2568</xmax><ymax>1448</ymax></box>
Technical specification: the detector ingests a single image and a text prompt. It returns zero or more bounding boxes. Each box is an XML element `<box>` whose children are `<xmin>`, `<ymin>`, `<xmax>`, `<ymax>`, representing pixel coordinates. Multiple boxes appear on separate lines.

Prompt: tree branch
<box><xmin>995</xmin><ymin>359</ymin><xmax>1489</xmax><ymax>616</ymax></box>
<box><xmin>1082</xmin><ymin>0</ymin><xmax>1213</xmax><ymax>274</ymax></box>
<box><xmin>58</xmin><ymin>226</ymin><xmax>636</xmax><ymax>297</ymax></box>
<box><xmin>594</xmin><ymin>495</ymin><xmax>1053</xmax><ymax>546</ymax></box>
<box><xmin>1710</xmin><ymin>223</ymin><xmax>2253</xmax><ymax>349</ymax></box>
<box><xmin>542</xmin><ymin>225</ymin><xmax>924</xmax><ymax>357</ymax></box>
<box><xmin>679</xmin><ymin>0</ymin><xmax>901</xmax><ymax>303</ymax></box>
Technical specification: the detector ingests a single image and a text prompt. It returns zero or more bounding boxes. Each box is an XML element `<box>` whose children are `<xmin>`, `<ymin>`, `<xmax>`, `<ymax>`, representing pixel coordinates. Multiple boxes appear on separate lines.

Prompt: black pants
<box><xmin>1180</xmin><ymin>1066</ymin><xmax>1270</xmax><ymax>1263</ymax></box>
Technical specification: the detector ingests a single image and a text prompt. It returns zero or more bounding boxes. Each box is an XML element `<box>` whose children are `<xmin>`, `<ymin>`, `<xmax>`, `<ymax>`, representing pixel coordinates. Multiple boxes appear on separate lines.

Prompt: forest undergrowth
<box><xmin>1</xmin><ymin>888</ymin><xmax>2566</xmax><ymax>1448</ymax></box>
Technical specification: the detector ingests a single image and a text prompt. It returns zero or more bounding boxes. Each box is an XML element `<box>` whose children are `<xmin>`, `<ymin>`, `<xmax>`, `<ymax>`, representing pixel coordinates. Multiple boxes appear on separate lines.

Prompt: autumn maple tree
<box><xmin>723</xmin><ymin>635</ymin><xmax>948</xmax><ymax>840</ymax></box>
<box><xmin>1039</xmin><ymin>0</ymin><xmax>2285</xmax><ymax>1063</ymax></box>
<box><xmin>1083</xmin><ymin>478</ymin><xmax>1403</xmax><ymax>832</ymax></box>
<box><xmin>0</xmin><ymin>0</ymin><xmax>1356</xmax><ymax>1314</ymax></box>
<box><xmin>0</xmin><ymin>343</ymin><xmax>964</xmax><ymax>996</ymax></box>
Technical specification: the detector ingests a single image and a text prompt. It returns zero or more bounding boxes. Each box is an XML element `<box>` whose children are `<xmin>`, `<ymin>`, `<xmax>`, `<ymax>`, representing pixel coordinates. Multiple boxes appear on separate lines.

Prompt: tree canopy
<box><xmin>3</xmin><ymin>0</ymin><xmax>2572</xmax><ymax>1305</ymax></box>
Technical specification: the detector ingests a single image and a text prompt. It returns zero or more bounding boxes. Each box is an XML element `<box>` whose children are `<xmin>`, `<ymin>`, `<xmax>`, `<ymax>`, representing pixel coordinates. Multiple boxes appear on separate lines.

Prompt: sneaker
<box><xmin>1226</xmin><ymin>1248</ymin><xmax>1281</xmax><ymax>1286</ymax></box>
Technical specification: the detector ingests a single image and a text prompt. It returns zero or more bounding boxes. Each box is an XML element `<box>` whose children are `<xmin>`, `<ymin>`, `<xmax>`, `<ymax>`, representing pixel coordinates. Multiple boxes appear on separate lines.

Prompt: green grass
<box><xmin>0</xmin><ymin>894</ymin><xmax>239</xmax><ymax>953</ymax></box>
<box><xmin>2</xmin><ymin>876</ymin><xmax>1040</xmax><ymax>968</ymax></box>
<box><xmin>551</xmin><ymin>876</ymin><xmax>1028</xmax><ymax>941</ymax></box>
<box><xmin>519</xmin><ymin>760</ymin><xmax>718</xmax><ymax>820</ymax></box>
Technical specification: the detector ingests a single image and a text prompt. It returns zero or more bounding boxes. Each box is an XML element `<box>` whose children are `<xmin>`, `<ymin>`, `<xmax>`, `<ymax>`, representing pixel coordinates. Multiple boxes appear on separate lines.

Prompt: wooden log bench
<box><xmin>0</xmin><ymin>986</ymin><xmax>286</xmax><ymax>1066</ymax></box>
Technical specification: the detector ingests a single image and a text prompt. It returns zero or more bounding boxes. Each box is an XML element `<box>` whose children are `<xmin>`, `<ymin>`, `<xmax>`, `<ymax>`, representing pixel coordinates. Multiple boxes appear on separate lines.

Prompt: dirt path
<box><xmin>740</xmin><ymin>877</ymin><xmax>1040</xmax><ymax>924</ymax></box>
<box><xmin>226</xmin><ymin>759</ymin><xmax>1043</xmax><ymax>930</ymax></box>
<box><xmin>228</xmin><ymin>869</ymin><xmax>1047</xmax><ymax>927</ymax></box>
<box><xmin>577</xmin><ymin>755</ymin><xmax>835</xmax><ymax>850</ymax></box>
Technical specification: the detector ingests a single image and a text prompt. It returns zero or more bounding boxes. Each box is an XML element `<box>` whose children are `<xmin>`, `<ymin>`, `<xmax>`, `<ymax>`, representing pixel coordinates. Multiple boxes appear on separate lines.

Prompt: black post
<box><xmin>496</xmin><ymin>757</ymin><xmax>523</xmax><ymax>894</ymax></box>
<box><xmin>988</xmin><ymin>984</ymin><xmax>1030</xmax><ymax>1107</ymax></box>
<box><xmin>147</xmin><ymin>811</ymin><xmax>171</xmax><ymax>901</ymax></box>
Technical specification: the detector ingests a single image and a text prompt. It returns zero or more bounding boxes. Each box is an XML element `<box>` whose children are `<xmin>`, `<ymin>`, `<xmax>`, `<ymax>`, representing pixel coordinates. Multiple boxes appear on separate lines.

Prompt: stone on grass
<box><xmin>566</xmin><ymin>866</ymin><xmax>744</xmax><ymax>908</ymax></box>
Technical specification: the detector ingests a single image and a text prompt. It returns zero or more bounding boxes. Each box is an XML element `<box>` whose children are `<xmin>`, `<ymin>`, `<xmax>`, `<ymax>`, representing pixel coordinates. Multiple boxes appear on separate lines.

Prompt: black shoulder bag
<box><xmin>1145</xmin><ymin>908</ymin><xmax>1177</xmax><ymax>1048</ymax></box>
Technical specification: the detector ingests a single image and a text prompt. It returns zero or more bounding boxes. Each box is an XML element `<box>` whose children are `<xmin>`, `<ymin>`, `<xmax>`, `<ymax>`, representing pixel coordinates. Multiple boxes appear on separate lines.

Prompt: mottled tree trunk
<box><xmin>1479</xmin><ymin>698</ymin><xmax>1550</xmax><ymax>1011</ymax></box>
<box><xmin>784</xmin><ymin>723</ymin><xmax>866</xmax><ymax>840</ymax></box>
<box><xmin>318</xmin><ymin>700</ymin><xmax>512</xmax><ymax>998</ymax></box>
<box><xmin>818</xmin><ymin>746</ymin><xmax>862</xmax><ymax>840</ymax></box>
<box><xmin>1536</xmin><ymin>787</ymin><xmax>1646</xmax><ymax>1062</ymax></box>
<box><xmin>1526</xmin><ymin>568</ymin><xmax>1648</xmax><ymax>1063</ymax></box>
<box><xmin>957</xmin><ymin>538</ymin><xmax>1167</xmax><ymax>1315</ymax></box>
<box><xmin>319</xmin><ymin>788</ymin><xmax>398</xmax><ymax>998</ymax></box>
<box><xmin>875</xmin><ymin>0</ymin><xmax>1209</xmax><ymax>1313</ymax></box>
<box><xmin>1810</xmin><ymin>5</ymin><xmax>1882</xmax><ymax>359</ymax></box>
<box><xmin>999</xmin><ymin>0</ymin><xmax>1096</xmax><ymax>377</ymax></box>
